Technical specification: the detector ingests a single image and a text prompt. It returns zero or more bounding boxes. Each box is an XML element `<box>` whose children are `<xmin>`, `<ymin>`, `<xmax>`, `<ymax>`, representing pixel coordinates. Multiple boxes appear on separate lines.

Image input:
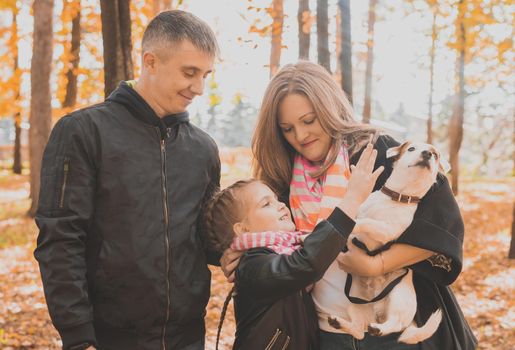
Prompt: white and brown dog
<box><xmin>329</xmin><ymin>141</ymin><xmax>450</xmax><ymax>344</ymax></box>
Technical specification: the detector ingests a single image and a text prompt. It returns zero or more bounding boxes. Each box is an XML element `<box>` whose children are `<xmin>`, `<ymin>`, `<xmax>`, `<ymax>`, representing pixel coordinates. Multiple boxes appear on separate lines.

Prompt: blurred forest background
<box><xmin>0</xmin><ymin>0</ymin><xmax>513</xmax><ymax>349</ymax></box>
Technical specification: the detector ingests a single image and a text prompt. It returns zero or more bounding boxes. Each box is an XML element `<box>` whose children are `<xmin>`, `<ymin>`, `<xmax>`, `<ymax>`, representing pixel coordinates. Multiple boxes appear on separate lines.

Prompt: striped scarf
<box><xmin>230</xmin><ymin>231</ymin><xmax>303</xmax><ymax>255</ymax></box>
<box><xmin>289</xmin><ymin>146</ymin><xmax>351</xmax><ymax>232</ymax></box>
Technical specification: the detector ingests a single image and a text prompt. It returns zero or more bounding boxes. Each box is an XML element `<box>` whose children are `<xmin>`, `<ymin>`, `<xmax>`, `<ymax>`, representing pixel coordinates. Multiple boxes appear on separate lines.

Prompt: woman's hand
<box><xmin>337</xmin><ymin>240</ymin><xmax>382</xmax><ymax>277</ymax></box>
<box><xmin>338</xmin><ymin>240</ymin><xmax>435</xmax><ymax>277</ymax></box>
<box><xmin>220</xmin><ymin>248</ymin><xmax>244</xmax><ymax>282</ymax></box>
<box><xmin>337</xmin><ymin>142</ymin><xmax>384</xmax><ymax>219</ymax></box>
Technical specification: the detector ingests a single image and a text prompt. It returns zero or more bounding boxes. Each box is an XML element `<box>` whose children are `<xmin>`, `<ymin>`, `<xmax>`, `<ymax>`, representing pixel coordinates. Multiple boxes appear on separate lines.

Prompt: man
<box><xmin>35</xmin><ymin>11</ymin><xmax>221</xmax><ymax>350</ymax></box>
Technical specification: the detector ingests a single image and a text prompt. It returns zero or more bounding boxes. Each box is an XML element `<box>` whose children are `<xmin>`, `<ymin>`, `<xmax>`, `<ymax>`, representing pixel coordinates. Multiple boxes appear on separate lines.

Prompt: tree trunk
<box><xmin>336</xmin><ymin>11</ymin><xmax>341</xmax><ymax>74</ymax></box>
<box><xmin>100</xmin><ymin>0</ymin><xmax>134</xmax><ymax>98</ymax></box>
<box><xmin>338</xmin><ymin>0</ymin><xmax>352</xmax><ymax>104</ymax></box>
<box><xmin>152</xmin><ymin>0</ymin><xmax>174</xmax><ymax>13</ymax></box>
<box><xmin>152</xmin><ymin>0</ymin><xmax>161</xmax><ymax>15</ymax></box>
<box><xmin>317</xmin><ymin>0</ymin><xmax>330</xmax><ymax>72</ymax></box>
<box><xmin>269</xmin><ymin>0</ymin><xmax>284</xmax><ymax>78</ymax></box>
<box><xmin>508</xmin><ymin>113</ymin><xmax>515</xmax><ymax>259</ymax></box>
<box><xmin>152</xmin><ymin>0</ymin><xmax>173</xmax><ymax>15</ymax></box>
<box><xmin>298</xmin><ymin>0</ymin><xmax>310</xmax><ymax>60</ymax></box>
<box><xmin>11</xmin><ymin>5</ymin><xmax>22</xmax><ymax>174</ymax></box>
<box><xmin>152</xmin><ymin>0</ymin><xmax>178</xmax><ymax>16</ymax></box>
<box><xmin>362</xmin><ymin>0</ymin><xmax>377</xmax><ymax>124</ymax></box>
<box><xmin>449</xmin><ymin>0</ymin><xmax>466</xmax><ymax>195</ymax></box>
<box><xmin>478</xmin><ymin>126</ymin><xmax>502</xmax><ymax>171</ymax></box>
<box><xmin>509</xmin><ymin>203</ymin><xmax>515</xmax><ymax>259</ymax></box>
<box><xmin>62</xmin><ymin>0</ymin><xmax>81</xmax><ymax>109</ymax></box>
<box><xmin>13</xmin><ymin>113</ymin><xmax>22</xmax><ymax>174</ymax></box>
<box><xmin>29</xmin><ymin>0</ymin><xmax>54</xmax><ymax>217</ymax></box>
<box><xmin>427</xmin><ymin>8</ymin><xmax>437</xmax><ymax>145</ymax></box>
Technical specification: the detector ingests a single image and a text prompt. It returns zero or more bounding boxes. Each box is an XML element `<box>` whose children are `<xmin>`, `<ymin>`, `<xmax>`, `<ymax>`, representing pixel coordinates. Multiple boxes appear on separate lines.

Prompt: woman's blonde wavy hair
<box><xmin>252</xmin><ymin>61</ymin><xmax>378</xmax><ymax>195</ymax></box>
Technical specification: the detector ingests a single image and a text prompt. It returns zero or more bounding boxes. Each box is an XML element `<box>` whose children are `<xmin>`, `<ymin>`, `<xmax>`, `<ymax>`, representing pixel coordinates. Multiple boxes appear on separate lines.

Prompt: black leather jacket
<box><xmin>233</xmin><ymin>209</ymin><xmax>355</xmax><ymax>350</ymax></box>
<box><xmin>34</xmin><ymin>82</ymin><xmax>221</xmax><ymax>350</ymax></box>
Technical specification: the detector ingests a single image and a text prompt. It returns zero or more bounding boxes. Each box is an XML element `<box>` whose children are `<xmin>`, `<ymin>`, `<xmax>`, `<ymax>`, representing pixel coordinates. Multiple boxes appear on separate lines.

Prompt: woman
<box><xmin>250</xmin><ymin>61</ymin><xmax>476</xmax><ymax>350</ymax></box>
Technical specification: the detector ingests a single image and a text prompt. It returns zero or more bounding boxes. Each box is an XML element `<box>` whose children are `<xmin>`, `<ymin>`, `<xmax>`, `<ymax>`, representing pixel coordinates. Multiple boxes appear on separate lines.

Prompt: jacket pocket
<box><xmin>58</xmin><ymin>157</ymin><xmax>70</xmax><ymax>208</ymax></box>
<box><xmin>265</xmin><ymin>329</ymin><xmax>291</xmax><ymax>350</ymax></box>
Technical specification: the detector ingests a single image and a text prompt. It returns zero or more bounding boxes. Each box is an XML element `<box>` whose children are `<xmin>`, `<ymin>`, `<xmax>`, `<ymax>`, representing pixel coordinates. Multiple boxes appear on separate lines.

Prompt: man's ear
<box><xmin>142</xmin><ymin>51</ymin><xmax>157</xmax><ymax>72</ymax></box>
<box><xmin>438</xmin><ymin>155</ymin><xmax>451</xmax><ymax>173</ymax></box>
<box><xmin>233</xmin><ymin>222</ymin><xmax>246</xmax><ymax>235</ymax></box>
<box><xmin>386</xmin><ymin>141</ymin><xmax>410</xmax><ymax>159</ymax></box>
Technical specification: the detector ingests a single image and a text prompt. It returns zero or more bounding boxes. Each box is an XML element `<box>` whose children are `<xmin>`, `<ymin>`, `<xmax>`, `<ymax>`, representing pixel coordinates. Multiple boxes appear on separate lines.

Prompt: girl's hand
<box><xmin>220</xmin><ymin>248</ymin><xmax>244</xmax><ymax>283</ymax></box>
<box><xmin>337</xmin><ymin>142</ymin><xmax>384</xmax><ymax>219</ymax></box>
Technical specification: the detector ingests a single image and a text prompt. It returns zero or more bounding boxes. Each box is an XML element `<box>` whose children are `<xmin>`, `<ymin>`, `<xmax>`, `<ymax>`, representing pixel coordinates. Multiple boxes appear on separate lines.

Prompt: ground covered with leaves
<box><xmin>0</xmin><ymin>163</ymin><xmax>513</xmax><ymax>349</ymax></box>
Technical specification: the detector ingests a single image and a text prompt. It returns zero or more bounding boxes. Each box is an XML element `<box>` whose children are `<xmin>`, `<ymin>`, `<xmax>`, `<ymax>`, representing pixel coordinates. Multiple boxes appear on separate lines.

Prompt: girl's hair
<box><xmin>204</xmin><ymin>179</ymin><xmax>259</xmax><ymax>254</ymax></box>
<box><xmin>252</xmin><ymin>60</ymin><xmax>379</xmax><ymax>195</ymax></box>
<box><xmin>216</xmin><ymin>286</ymin><xmax>234</xmax><ymax>350</ymax></box>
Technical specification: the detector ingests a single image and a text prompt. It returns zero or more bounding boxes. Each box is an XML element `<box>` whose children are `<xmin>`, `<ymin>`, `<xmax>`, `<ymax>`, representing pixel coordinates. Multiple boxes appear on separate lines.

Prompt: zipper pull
<box><xmin>59</xmin><ymin>158</ymin><xmax>70</xmax><ymax>208</ymax></box>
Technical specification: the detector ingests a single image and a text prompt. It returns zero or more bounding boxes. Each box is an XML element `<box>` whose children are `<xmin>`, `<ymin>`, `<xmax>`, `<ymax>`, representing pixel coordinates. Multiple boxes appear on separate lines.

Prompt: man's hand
<box><xmin>220</xmin><ymin>248</ymin><xmax>244</xmax><ymax>282</ymax></box>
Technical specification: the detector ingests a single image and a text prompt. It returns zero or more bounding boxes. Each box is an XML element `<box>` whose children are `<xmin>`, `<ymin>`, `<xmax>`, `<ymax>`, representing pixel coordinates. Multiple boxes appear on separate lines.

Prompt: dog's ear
<box><xmin>386</xmin><ymin>146</ymin><xmax>401</xmax><ymax>159</ymax></box>
<box><xmin>438</xmin><ymin>155</ymin><xmax>451</xmax><ymax>173</ymax></box>
<box><xmin>386</xmin><ymin>141</ymin><xmax>410</xmax><ymax>160</ymax></box>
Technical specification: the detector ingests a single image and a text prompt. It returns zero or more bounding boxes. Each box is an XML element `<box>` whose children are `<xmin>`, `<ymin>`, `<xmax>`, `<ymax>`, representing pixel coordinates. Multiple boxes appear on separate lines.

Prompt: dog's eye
<box><xmin>408</xmin><ymin>147</ymin><xmax>415</xmax><ymax>152</ymax></box>
<box><xmin>432</xmin><ymin>152</ymin><xmax>439</xmax><ymax>159</ymax></box>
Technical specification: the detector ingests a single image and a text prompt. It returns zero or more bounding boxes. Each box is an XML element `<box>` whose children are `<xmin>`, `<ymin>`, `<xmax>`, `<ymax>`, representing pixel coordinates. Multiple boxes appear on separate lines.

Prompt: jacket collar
<box><xmin>106</xmin><ymin>81</ymin><xmax>189</xmax><ymax>139</ymax></box>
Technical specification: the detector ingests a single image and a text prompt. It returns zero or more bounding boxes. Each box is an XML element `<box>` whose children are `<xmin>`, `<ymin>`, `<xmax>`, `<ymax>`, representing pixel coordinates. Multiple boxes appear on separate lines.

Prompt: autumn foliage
<box><xmin>0</xmin><ymin>1</ymin><xmax>513</xmax><ymax>348</ymax></box>
<box><xmin>0</xmin><ymin>152</ymin><xmax>514</xmax><ymax>349</ymax></box>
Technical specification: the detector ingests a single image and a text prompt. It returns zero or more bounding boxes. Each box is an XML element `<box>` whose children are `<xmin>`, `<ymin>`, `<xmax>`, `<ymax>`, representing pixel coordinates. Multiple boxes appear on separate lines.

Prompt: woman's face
<box><xmin>278</xmin><ymin>93</ymin><xmax>332</xmax><ymax>163</ymax></box>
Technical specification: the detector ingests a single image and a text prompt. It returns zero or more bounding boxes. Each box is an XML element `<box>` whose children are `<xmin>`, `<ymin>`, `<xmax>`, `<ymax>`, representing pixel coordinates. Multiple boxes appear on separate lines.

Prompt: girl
<box><xmin>205</xmin><ymin>143</ymin><xmax>383</xmax><ymax>350</ymax></box>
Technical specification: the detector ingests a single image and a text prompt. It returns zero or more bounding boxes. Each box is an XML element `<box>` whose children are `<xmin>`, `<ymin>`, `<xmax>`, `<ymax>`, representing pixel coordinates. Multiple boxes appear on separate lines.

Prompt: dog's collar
<box><xmin>380</xmin><ymin>186</ymin><xmax>421</xmax><ymax>204</ymax></box>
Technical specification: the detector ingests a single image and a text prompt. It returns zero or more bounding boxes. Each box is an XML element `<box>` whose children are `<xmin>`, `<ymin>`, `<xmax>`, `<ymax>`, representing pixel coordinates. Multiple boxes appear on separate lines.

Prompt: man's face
<box><xmin>148</xmin><ymin>40</ymin><xmax>214</xmax><ymax>114</ymax></box>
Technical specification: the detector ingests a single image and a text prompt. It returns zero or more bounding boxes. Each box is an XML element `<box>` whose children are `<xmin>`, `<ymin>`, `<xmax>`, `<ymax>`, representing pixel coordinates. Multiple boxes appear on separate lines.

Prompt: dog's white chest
<box><xmin>359</xmin><ymin>192</ymin><xmax>417</xmax><ymax>225</ymax></box>
<box><xmin>352</xmin><ymin>192</ymin><xmax>418</xmax><ymax>251</ymax></box>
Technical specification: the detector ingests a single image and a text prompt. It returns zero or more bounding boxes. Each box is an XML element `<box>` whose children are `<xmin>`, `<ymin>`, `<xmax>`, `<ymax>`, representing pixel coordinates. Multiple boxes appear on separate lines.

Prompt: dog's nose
<box><xmin>421</xmin><ymin>150</ymin><xmax>432</xmax><ymax>160</ymax></box>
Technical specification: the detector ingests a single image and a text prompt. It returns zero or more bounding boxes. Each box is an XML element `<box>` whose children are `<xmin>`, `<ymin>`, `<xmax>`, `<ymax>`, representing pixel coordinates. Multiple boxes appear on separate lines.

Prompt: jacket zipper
<box><xmin>59</xmin><ymin>157</ymin><xmax>70</xmax><ymax>208</ymax></box>
<box><xmin>281</xmin><ymin>335</ymin><xmax>290</xmax><ymax>350</ymax></box>
<box><xmin>158</xmin><ymin>129</ymin><xmax>171</xmax><ymax>350</ymax></box>
<box><xmin>265</xmin><ymin>329</ymin><xmax>281</xmax><ymax>350</ymax></box>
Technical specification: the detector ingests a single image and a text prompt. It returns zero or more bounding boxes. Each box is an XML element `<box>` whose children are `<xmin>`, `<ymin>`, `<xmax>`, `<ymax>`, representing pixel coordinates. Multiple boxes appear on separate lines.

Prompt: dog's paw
<box><xmin>328</xmin><ymin>315</ymin><xmax>364</xmax><ymax>339</ymax></box>
<box><xmin>354</xmin><ymin>330</ymin><xmax>366</xmax><ymax>340</ymax></box>
<box><xmin>368</xmin><ymin>324</ymin><xmax>382</xmax><ymax>336</ymax></box>
<box><xmin>327</xmin><ymin>316</ymin><xmax>342</xmax><ymax>329</ymax></box>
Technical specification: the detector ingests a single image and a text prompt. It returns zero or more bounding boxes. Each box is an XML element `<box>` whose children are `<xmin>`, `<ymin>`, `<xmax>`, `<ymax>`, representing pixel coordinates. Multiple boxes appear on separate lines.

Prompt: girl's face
<box><xmin>278</xmin><ymin>93</ymin><xmax>332</xmax><ymax>163</ymax></box>
<box><xmin>235</xmin><ymin>182</ymin><xmax>296</xmax><ymax>233</ymax></box>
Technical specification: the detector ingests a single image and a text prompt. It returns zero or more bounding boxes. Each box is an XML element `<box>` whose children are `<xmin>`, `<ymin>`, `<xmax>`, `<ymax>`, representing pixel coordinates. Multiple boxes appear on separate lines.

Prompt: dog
<box><xmin>328</xmin><ymin>141</ymin><xmax>450</xmax><ymax>344</ymax></box>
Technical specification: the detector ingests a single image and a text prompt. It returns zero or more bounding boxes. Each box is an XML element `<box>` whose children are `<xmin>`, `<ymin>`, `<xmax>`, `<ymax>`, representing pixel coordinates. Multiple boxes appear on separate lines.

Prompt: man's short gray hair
<box><xmin>142</xmin><ymin>10</ymin><xmax>219</xmax><ymax>58</ymax></box>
